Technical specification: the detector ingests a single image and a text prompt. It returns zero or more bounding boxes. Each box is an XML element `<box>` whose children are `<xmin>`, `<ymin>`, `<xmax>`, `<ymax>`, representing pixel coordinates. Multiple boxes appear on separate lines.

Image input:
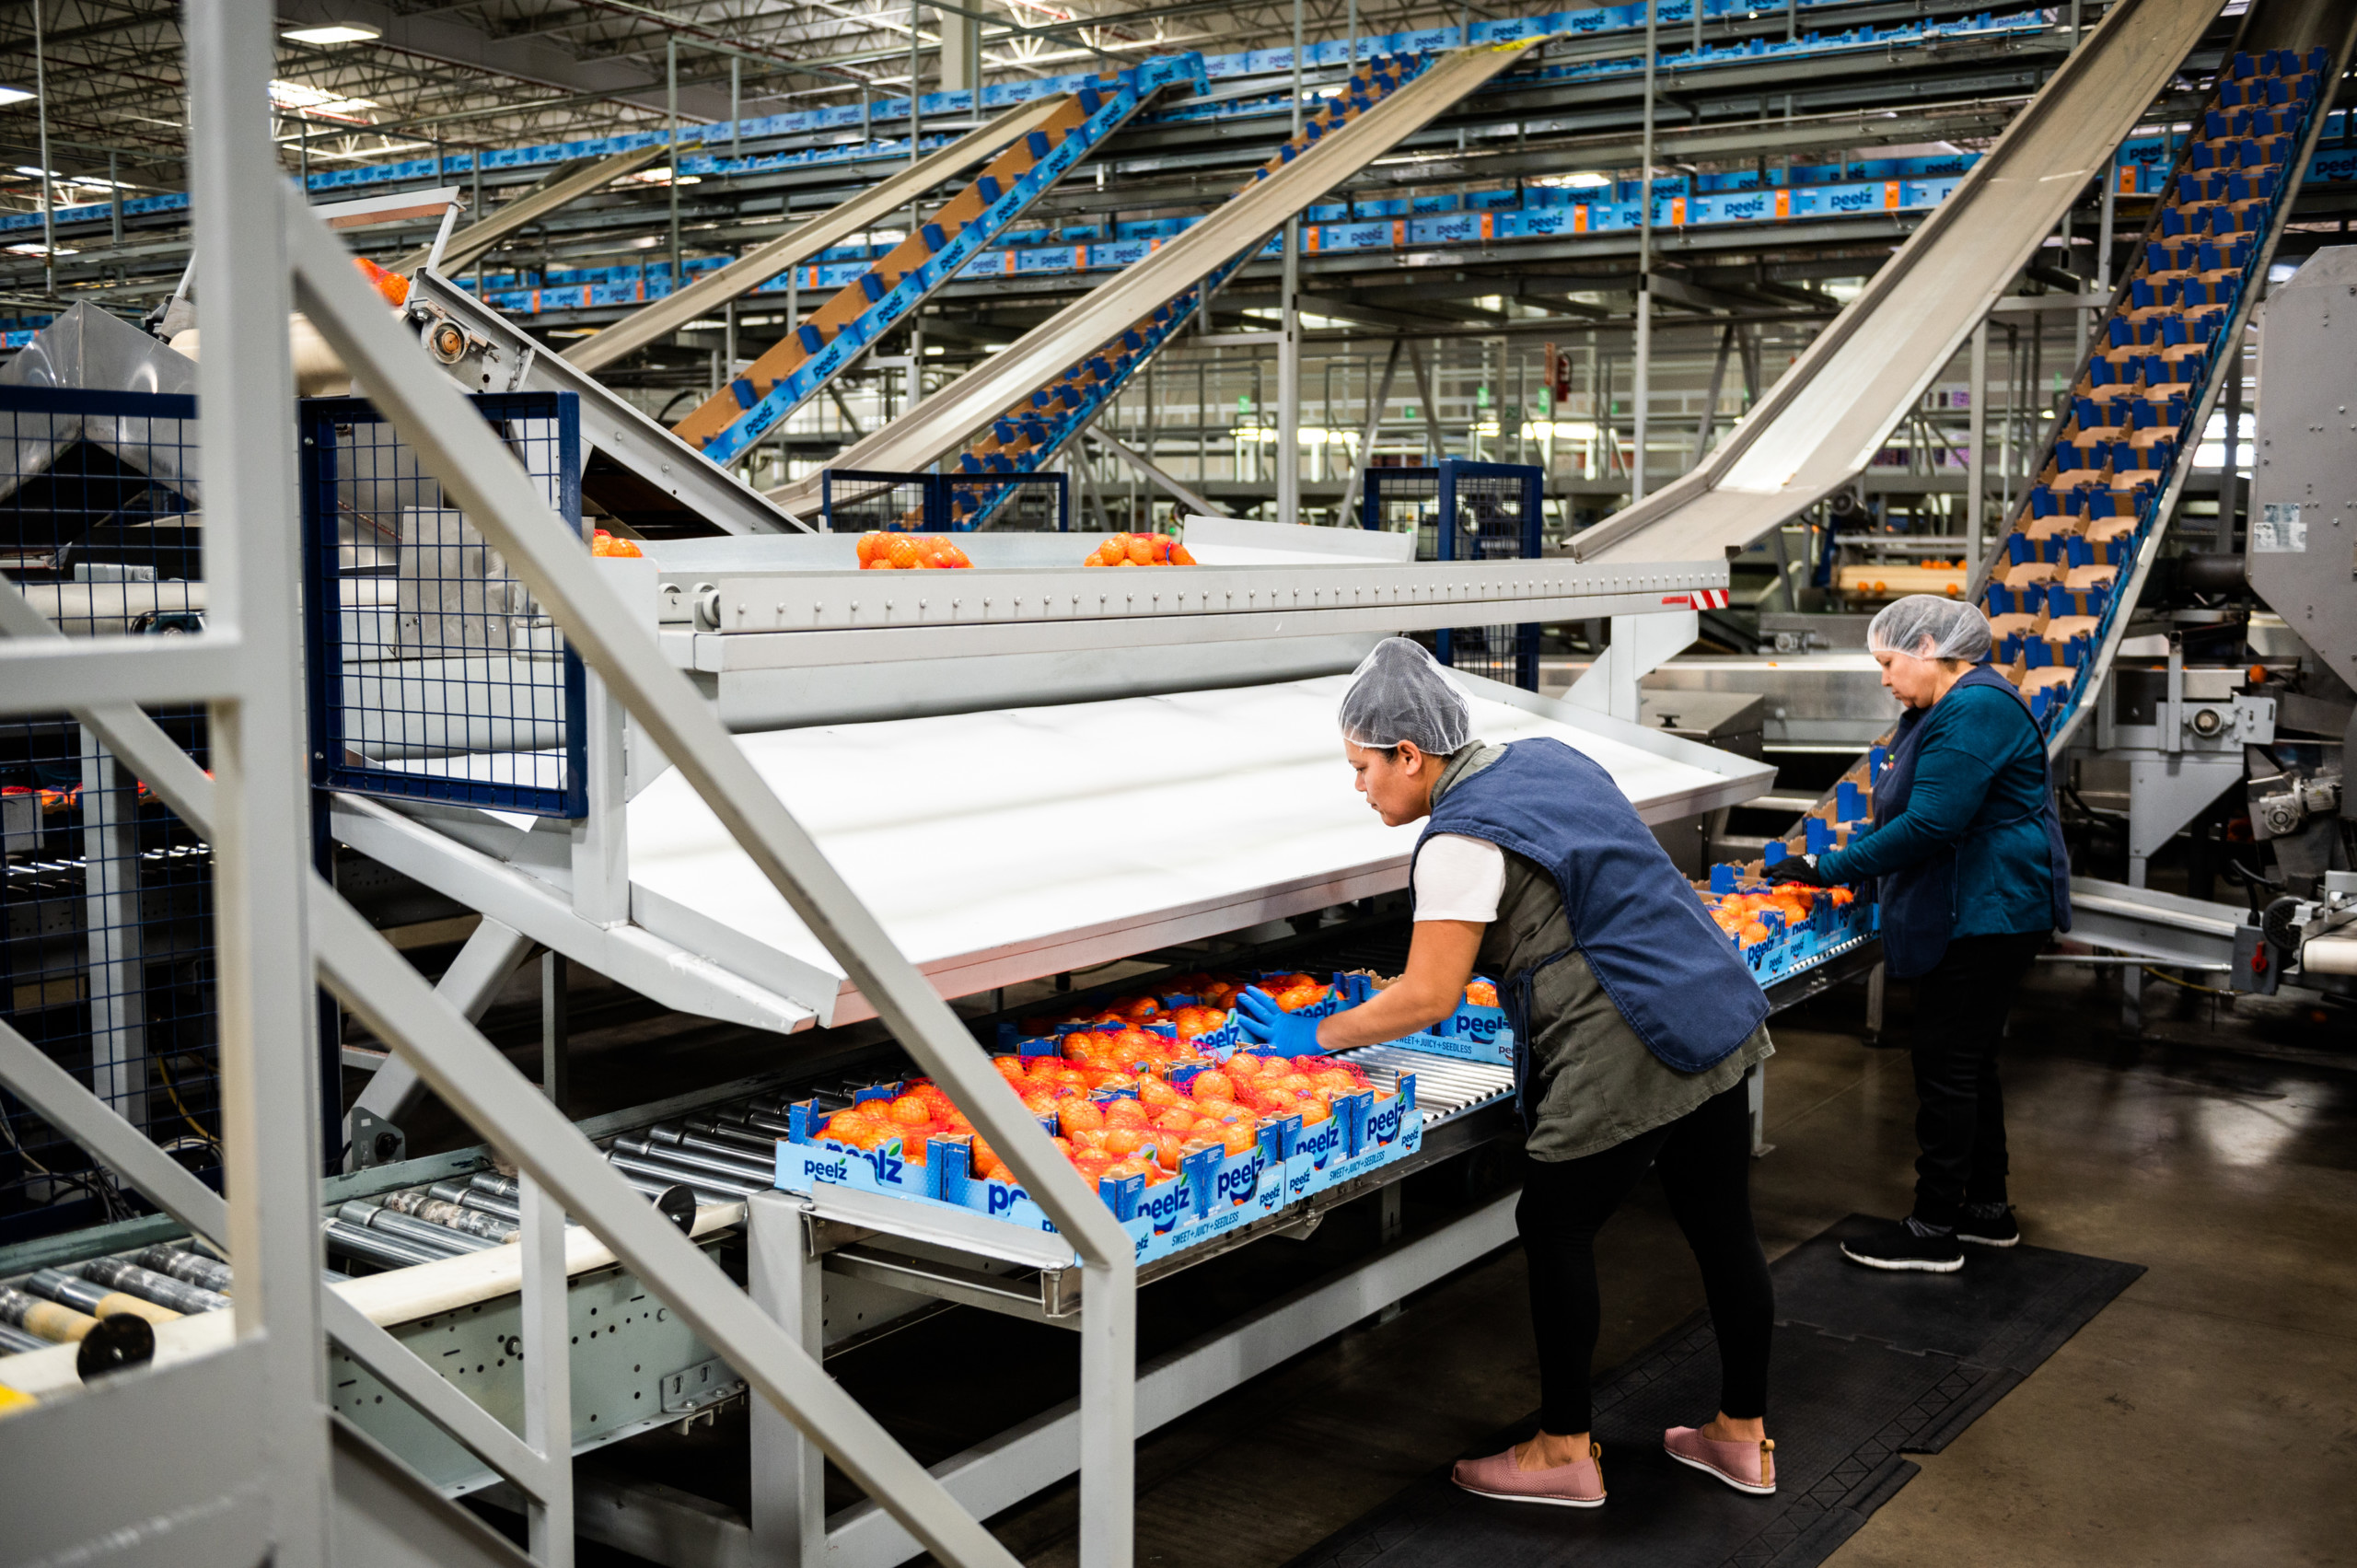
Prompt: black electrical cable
<box><xmin>2217</xmin><ymin>854</ymin><xmax>2281</xmax><ymax>920</ymax></box>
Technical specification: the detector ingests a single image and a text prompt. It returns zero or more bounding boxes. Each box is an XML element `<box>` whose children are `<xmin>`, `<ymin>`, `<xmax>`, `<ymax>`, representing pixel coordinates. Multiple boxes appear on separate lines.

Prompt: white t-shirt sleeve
<box><xmin>1412</xmin><ymin>833</ymin><xmax>1505</xmax><ymax>923</ymax></box>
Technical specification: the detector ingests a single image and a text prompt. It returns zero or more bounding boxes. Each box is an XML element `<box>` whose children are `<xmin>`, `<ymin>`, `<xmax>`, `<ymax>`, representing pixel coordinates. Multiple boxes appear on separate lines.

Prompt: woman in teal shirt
<box><xmin>1782</xmin><ymin>597</ymin><xmax>2071</xmax><ymax>1272</ymax></box>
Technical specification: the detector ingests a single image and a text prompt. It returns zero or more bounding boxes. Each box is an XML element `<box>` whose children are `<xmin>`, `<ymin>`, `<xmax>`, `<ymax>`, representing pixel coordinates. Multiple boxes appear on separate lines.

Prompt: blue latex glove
<box><xmin>1235</xmin><ymin>986</ymin><xmax>1325</xmax><ymax>1056</ymax></box>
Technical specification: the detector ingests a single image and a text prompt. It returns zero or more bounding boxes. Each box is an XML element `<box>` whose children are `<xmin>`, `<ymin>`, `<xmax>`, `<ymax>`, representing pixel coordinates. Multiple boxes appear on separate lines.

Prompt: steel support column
<box><xmin>1276</xmin><ymin>0</ymin><xmax>1306</xmax><ymax>526</ymax></box>
<box><xmin>749</xmin><ymin>1192</ymin><xmax>829</xmax><ymax>1566</ymax></box>
<box><xmin>1631</xmin><ymin>0</ymin><xmax>1656</xmax><ymax>503</ymax></box>
<box><xmin>1967</xmin><ymin>319</ymin><xmax>1989</xmax><ymax>562</ymax></box>
<box><xmin>191</xmin><ymin>0</ymin><xmax>333</xmax><ymax>1556</ymax></box>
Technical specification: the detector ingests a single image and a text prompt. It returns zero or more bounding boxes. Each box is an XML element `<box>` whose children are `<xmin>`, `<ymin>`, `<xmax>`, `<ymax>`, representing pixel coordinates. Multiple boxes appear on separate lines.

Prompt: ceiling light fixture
<box><xmin>282</xmin><ymin>22</ymin><xmax>382</xmax><ymax>44</ymax></box>
<box><xmin>0</xmin><ymin>87</ymin><xmax>33</xmax><ymax>108</ymax></box>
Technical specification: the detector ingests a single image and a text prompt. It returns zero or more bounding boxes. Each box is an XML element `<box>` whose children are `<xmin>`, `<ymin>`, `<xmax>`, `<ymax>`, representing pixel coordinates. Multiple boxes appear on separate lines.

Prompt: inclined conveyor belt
<box><xmin>1567</xmin><ymin>0</ymin><xmax>2232</xmax><ymax>570</ymax></box>
<box><xmin>769</xmin><ymin>38</ymin><xmax>1546</xmax><ymax>524</ymax></box>
<box><xmin>671</xmin><ymin>59</ymin><xmax>1208</xmax><ymax>462</ymax></box>
<box><xmin>1555</xmin><ymin>0</ymin><xmax>2347</xmax><ymax>881</ymax></box>
<box><xmin>602</xmin><ymin>669</ymin><xmax>1768</xmax><ymax>1029</ymax></box>
<box><xmin>565</xmin><ymin>96</ymin><xmax>1084</xmax><ymax>377</ymax></box>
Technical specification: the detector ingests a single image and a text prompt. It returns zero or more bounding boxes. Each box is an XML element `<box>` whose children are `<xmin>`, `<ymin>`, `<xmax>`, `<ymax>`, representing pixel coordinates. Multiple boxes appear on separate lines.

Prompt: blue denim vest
<box><xmin>1417</xmin><ymin>738</ymin><xmax>1769</xmax><ymax>1075</ymax></box>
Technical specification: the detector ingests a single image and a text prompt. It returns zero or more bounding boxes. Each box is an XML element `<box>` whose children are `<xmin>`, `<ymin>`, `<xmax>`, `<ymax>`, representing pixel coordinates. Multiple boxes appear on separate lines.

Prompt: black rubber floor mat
<box><xmin>1282</xmin><ymin>1216</ymin><xmax>2142</xmax><ymax>1568</ymax></box>
<box><xmin>1771</xmin><ymin>1214</ymin><xmax>2147</xmax><ymax>1381</ymax></box>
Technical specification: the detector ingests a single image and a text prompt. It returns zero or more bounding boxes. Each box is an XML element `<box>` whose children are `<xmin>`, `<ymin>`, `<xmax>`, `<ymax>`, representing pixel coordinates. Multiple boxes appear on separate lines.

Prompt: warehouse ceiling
<box><xmin>0</xmin><ymin>0</ymin><xmax>1447</xmax><ymax>203</ymax></box>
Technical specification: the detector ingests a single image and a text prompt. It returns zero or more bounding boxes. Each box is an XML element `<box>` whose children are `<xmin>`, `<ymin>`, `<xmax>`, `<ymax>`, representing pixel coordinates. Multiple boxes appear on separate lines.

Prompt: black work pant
<box><xmin>1909</xmin><ymin>930</ymin><xmax>2047</xmax><ymax>1227</ymax></box>
<box><xmin>1516</xmin><ymin>1081</ymin><xmax>1772</xmax><ymax>1435</ymax></box>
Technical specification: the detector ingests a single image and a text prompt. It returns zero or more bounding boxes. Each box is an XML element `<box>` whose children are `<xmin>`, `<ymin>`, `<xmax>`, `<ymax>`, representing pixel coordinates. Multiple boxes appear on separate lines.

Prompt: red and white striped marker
<box><xmin>1662</xmin><ymin>587</ymin><xmax>1730</xmax><ymax>610</ymax></box>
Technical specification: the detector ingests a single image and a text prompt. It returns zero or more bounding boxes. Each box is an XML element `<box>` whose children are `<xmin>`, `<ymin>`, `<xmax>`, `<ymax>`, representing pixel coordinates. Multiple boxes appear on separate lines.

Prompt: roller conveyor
<box><xmin>1338</xmin><ymin>1044</ymin><xmax>1514</xmax><ymax>1125</ymax></box>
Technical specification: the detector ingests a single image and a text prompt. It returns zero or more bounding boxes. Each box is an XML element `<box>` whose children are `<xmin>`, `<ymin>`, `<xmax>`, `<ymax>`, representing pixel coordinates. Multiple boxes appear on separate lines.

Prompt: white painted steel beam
<box><xmin>0</xmin><ymin>635</ymin><xmax>244</xmax><ymax>713</ymax></box>
<box><xmin>1572</xmin><ymin>0</ymin><xmax>2224</xmax><ymax>565</ymax></box>
<box><xmin>520</xmin><ymin>1175</ymin><xmax>577</xmax><ymax>1566</ymax></box>
<box><xmin>192</xmin><ymin>2</ymin><xmax>338</xmax><ymax>1561</ymax></box>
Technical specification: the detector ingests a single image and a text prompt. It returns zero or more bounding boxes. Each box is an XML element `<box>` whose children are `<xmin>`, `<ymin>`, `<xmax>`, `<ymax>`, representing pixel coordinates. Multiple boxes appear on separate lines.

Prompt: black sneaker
<box><xmin>1956</xmin><ymin>1206</ymin><xmax>2020</xmax><ymax>1248</ymax></box>
<box><xmin>1840</xmin><ymin>1216</ymin><xmax>1964</xmax><ymax>1272</ymax></box>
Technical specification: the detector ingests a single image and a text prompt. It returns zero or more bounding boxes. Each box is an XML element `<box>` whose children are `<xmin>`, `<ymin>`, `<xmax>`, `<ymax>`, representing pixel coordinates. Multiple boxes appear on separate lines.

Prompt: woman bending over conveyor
<box><xmin>1232</xmin><ymin>638</ymin><xmax>1779</xmax><ymax>1508</ymax></box>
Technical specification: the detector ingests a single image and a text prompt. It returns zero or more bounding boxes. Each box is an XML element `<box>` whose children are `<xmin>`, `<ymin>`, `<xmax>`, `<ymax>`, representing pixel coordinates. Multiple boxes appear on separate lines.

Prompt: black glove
<box><xmin>1769</xmin><ymin>853</ymin><xmax>1832</xmax><ymax>887</ymax></box>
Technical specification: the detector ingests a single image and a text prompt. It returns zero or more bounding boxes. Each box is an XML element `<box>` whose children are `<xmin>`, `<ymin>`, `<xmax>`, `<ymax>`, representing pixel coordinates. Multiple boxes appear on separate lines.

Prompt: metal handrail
<box><xmin>286</xmin><ymin>177</ymin><xmax>1133</xmax><ymax>1566</ymax></box>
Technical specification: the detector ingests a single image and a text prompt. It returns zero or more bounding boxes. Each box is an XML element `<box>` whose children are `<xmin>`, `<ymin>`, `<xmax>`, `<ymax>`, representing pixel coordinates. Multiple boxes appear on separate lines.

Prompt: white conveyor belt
<box><xmin>625</xmin><ymin>674</ymin><xmax>1773</xmax><ymax>1028</ymax></box>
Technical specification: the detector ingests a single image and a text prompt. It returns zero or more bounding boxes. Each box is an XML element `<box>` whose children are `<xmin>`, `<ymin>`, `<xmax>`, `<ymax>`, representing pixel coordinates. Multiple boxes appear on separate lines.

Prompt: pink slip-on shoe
<box><xmin>1450</xmin><ymin>1441</ymin><xmax>1607</xmax><ymax>1508</ymax></box>
<box><xmin>1663</xmin><ymin>1426</ymin><xmax>1775</xmax><ymax>1495</ymax></box>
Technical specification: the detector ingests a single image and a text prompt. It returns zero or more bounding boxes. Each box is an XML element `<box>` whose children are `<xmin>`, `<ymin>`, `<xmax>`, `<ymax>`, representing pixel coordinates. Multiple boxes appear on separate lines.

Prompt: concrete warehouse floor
<box><xmin>554</xmin><ymin>961</ymin><xmax>2357</xmax><ymax>1568</ymax></box>
<box><xmin>971</xmin><ymin>965</ymin><xmax>2357</xmax><ymax>1568</ymax></box>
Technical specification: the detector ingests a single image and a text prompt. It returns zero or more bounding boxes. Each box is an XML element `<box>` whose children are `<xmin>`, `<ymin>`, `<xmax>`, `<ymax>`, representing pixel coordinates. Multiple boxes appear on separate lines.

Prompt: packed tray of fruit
<box><xmin>773</xmin><ymin>969</ymin><xmax>1432</xmax><ymax>1263</ymax></box>
<box><xmin>1332</xmin><ymin>973</ymin><xmax>1513</xmax><ymax>1065</ymax></box>
<box><xmin>1696</xmin><ymin>869</ymin><xmax>1875</xmax><ymax>983</ymax></box>
<box><xmin>1685</xmin><ymin>753</ymin><xmax>1884</xmax><ymax>985</ymax></box>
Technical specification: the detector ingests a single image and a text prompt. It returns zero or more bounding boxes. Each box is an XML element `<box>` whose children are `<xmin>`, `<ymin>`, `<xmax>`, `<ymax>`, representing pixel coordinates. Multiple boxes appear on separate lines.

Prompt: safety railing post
<box><xmin>749</xmin><ymin>1192</ymin><xmax>829</xmax><ymax>1566</ymax></box>
<box><xmin>1078</xmin><ymin>1257</ymin><xmax>1139</xmax><ymax>1568</ymax></box>
<box><xmin>521</xmin><ymin>1173</ymin><xmax>576</xmax><ymax>1566</ymax></box>
<box><xmin>188</xmin><ymin>0</ymin><xmax>334</xmax><ymax>1557</ymax></box>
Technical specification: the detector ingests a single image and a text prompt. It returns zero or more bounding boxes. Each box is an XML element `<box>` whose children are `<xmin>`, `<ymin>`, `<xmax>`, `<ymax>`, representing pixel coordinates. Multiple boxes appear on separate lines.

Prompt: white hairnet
<box><xmin>1338</xmin><ymin>637</ymin><xmax>1472</xmax><ymax>755</ymax></box>
<box><xmin>1867</xmin><ymin>594</ymin><xmax>1991</xmax><ymax>664</ymax></box>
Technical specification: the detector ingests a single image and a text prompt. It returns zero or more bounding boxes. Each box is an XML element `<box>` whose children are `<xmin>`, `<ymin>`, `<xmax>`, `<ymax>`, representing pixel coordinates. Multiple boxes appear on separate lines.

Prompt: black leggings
<box><xmin>1909</xmin><ymin>930</ymin><xmax>2047</xmax><ymax>1226</ymax></box>
<box><xmin>1516</xmin><ymin>1081</ymin><xmax>1773</xmax><ymax>1435</ymax></box>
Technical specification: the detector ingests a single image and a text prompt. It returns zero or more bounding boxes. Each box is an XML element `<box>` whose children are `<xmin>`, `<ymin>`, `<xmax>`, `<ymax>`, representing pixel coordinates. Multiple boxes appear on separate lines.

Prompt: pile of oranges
<box><xmin>1703</xmin><ymin>881</ymin><xmax>1854</xmax><ymax>946</ymax></box>
<box><xmin>815</xmin><ymin>1081</ymin><xmax>971</xmax><ymax>1162</ymax></box>
<box><xmin>589</xmin><ymin>528</ymin><xmax>644</xmax><ymax>558</ymax></box>
<box><xmin>1082</xmin><ymin>532</ymin><xmax>1197</xmax><ymax>567</ymax></box>
<box><xmin>1245</xmin><ymin>971</ymin><xmax>1331</xmax><ymax>1015</ymax></box>
<box><xmin>807</xmin><ymin>964</ymin><xmax>1387</xmax><ymax>1203</ymax></box>
<box><xmin>1028</xmin><ymin>973</ymin><xmax>1329</xmax><ymax>1055</ymax></box>
<box><xmin>959</xmin><ymin>1049</ymin><xmax>1374</xmax><ymax>1191</ymax></box>
<box><xmin>1060</xmin><ymin>1026</ymin><xmax>1212</xmax><ymax>1077</ymax></box>
<box><xmin>856</xmin><ymin>531</ymin><xmax>974</xmax><ymax>570</ymax></box>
